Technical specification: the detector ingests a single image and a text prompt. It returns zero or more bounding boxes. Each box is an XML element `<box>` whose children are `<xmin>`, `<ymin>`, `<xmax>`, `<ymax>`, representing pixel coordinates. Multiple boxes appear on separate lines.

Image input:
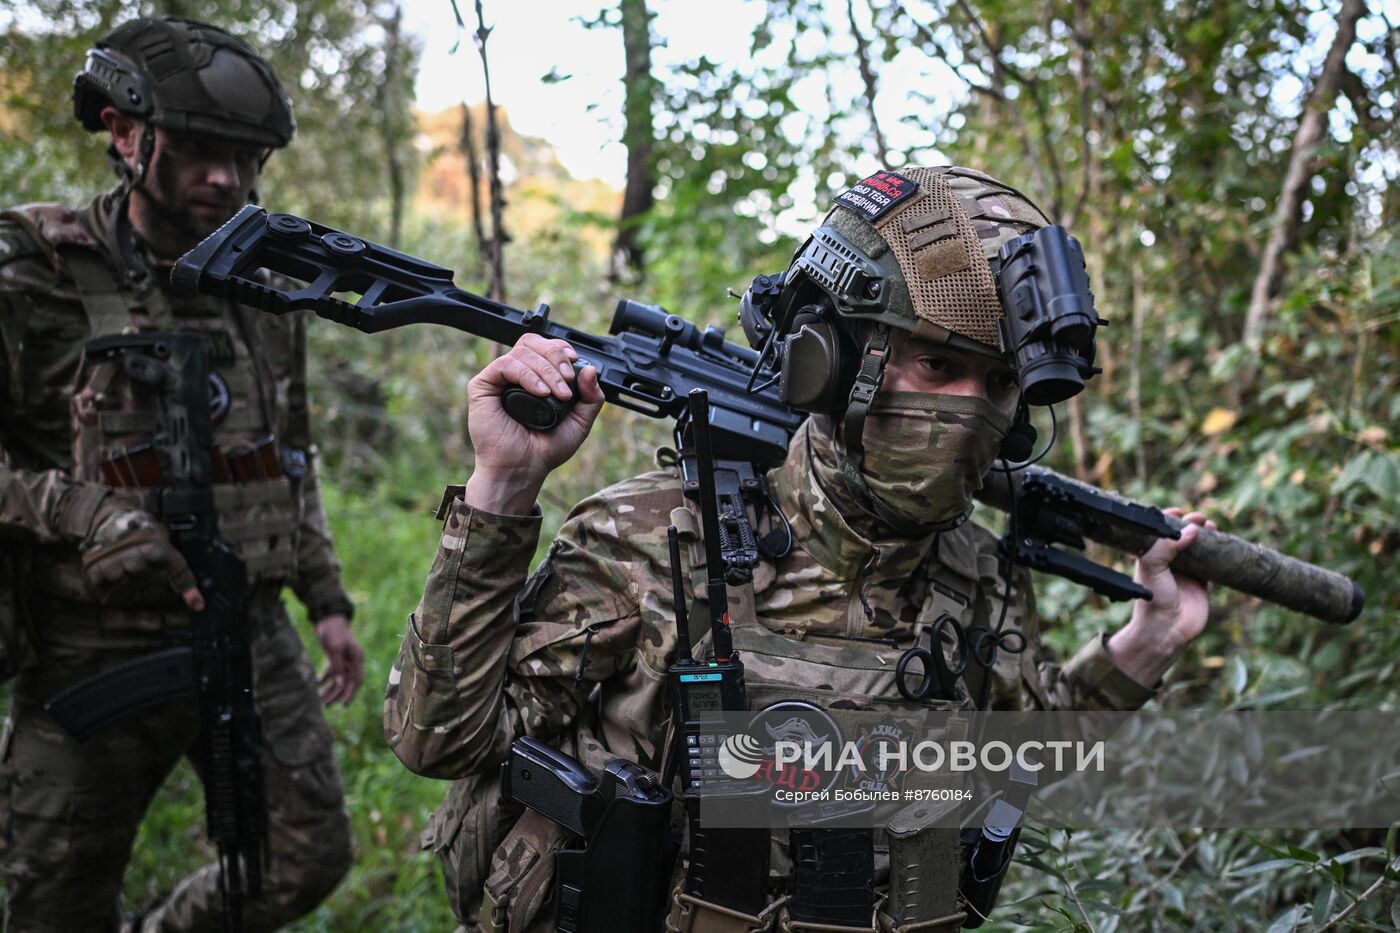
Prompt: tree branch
<box><xmin>459</xmin><ymin>101</ymin><xmax>488</xmax><ymax>268</ymax></box>
<box><xmin>950</xmin><ymin>0</ymin><xmax>1066</xmax><ymax>218</ymax></box>
<box><xmin>1241</xmin><ymin>0</ymin><xmax>1365</xmax><ymax>353</ymax></box>
<box><xmin>610</xmin><ymin>0</ymin><xmax>657</xmax><ymax>283</ymax></box>
<box><xmin>1068</xmin><ymin>0</ymin><xmax>1096</xmax><ymax>229</ymax></box>
<box><xmin>376</xmin><ymin>4</ymin><xmax>407</xmax><ymax>249</ymax></box>
<box><xmin>474</xmin><ymin>0</ymin><xmax>509</xmax><ymax>303</ymax></box>
<box><xmin>847</xmin><ymin>0</ymin><xmax>890</xmax><ymax>165</ymax></box>
<box><xmin>1316</xmin><ymin>857</ymin><xmax>1400</xmax><ymax>931</ymax></box>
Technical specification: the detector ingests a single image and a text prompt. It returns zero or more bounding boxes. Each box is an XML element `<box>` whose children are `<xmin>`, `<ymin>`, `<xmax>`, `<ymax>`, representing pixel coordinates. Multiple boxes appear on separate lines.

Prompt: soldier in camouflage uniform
<box><xmin>0</xmin><ymin>17</ymin><xmax>364</xmax><ymax>932</ymax></box>
<box><xmin>384</xmin><ymin>167</ymin><xmax>1214</xmax><ymax>931</ymax></box>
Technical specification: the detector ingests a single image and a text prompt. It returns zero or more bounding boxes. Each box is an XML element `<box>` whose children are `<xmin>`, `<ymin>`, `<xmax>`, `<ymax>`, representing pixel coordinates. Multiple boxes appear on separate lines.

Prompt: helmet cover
<box><xmin>73</xmin><ymin>16</ymin><xmax>295</xmax><ymax>149</ymax></box>
<box><xmin>817</xmin><ymin>166</ymin><xmax>1051</xmax><ymax>353</ymax></box>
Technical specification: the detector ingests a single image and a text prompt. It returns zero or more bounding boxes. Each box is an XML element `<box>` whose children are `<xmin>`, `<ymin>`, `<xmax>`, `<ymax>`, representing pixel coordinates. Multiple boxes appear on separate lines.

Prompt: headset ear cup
<box><xmin>780</xmin><ymin>315</ymin><xmax>846</xmax><ymax>413</ymax></box>
<box><xmin>1000</xmin><ymin>408</ymin><xmax>1037</xmax><ymax>462</ymax></box>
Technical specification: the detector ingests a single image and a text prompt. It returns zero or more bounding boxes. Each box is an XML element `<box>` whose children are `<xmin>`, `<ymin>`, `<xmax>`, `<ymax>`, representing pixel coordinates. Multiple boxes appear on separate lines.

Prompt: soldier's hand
<box><xmin>1107</xmin><ymin>508</ymin><xmax>1215</xmax><ymax>688</ymax></box>
<box><xmin>81</xmin><ymin>507</ymin><xmax>205</xmax><ymax>611</ymax></box>
<box><xmin>314</xmin><ymin>614</ymin><xmax>364</xmax><ymax>705</ymax></box>
<box><xmin>464</xmin><ymin>333</ymin><xmax>604</xmax><ymax>514</ymax></box>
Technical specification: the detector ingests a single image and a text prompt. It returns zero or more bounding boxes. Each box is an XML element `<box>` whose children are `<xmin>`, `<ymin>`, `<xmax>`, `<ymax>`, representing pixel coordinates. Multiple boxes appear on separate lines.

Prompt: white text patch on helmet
<box><xmin>834</xmin><ymin>171</ymin><xmax>920</xmax><ymax>222</ymax></box>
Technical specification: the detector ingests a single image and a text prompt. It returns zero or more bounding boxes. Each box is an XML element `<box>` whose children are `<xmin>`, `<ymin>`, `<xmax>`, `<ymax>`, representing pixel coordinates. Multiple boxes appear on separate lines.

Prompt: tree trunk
<box><xmin>1241</xmin><ymin>0</ymin><xmax>1365</xmax><ymax>354</ymax></box>
<box><xmin>474</xmin><ymin>0</ymin><xmax>509</xmax><ymax>302</ymax></box>
<box><xmin>610</xmin><ymin>0</ymin><xmax>656</xmax><ymax>282</ymax></box>
<box><xmin>459</xmin><ymin>102</ymin><xmax>488</xmax><ymax>270</ymax></box>
<box><xmin>377</xmin><ymin>4</ymin><xmax>407</xmax><ymax>249</ymax></box>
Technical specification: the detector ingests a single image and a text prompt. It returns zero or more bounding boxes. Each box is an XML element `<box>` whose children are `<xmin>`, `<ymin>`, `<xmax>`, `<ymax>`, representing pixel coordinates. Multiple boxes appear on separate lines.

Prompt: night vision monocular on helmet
<box><xmin>994</xmin><ymin>225</ymin><xmax>1103</xmax><ymax>407</ymax></box>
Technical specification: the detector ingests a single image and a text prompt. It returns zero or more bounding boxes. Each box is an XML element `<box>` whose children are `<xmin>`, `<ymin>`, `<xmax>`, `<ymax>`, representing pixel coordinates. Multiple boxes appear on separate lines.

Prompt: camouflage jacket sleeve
<box><xmin>980</xmin><ymin>559</ymin><xmax>1157</xmax><ymax>713</ymax></box>
<box><xmin>262</xmin><ymin>308</ymin><xmax>354</xmax><ymax>622</ymax></box>
<box><xmin>0</xmin><ymin>224</ymin><xmax>109</xmax><ymax>545</ymax></box>
<box><xmin>385</xmin><ymin>482</ymin><xmax>651</xmax><ymax>780</ymax></box>
<box><xmin>1042</xmin><ymin>632</ymin><xmax>1157</xmax><ymax>711</ymax></box>
<box><xmin>0</xmin><ymin>448</ymin><xmax>107</xmax><ymax>546</ymax></box>
<box><xmin>1018</xmin><ymin>560</ymin><xmax>1160</xmax><ymax>711</ymax></box>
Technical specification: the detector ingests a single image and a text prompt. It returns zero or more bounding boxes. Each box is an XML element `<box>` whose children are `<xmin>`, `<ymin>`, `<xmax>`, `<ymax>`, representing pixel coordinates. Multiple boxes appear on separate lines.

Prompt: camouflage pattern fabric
<box><xmin>0</xmin><ymin>189</ymin><xmax>355</xmax><ymax>929</ymax></box>
<box><xmin>822</xmin><ymin>165</ymin><xmax>1051</xmax><ymax>355</ymax></box>
<box><xmin>385</xmin><ymin>418</ymin><xmax>1154</xmax><ymax>930</ymax></box>
<box><xmin>858</xmin><ymin>392</ymin><xmax>1012</xmax><ymax>528</ymax></box>
<box><xmin>0</xmin><ymin>597</ymin><xmax>352</xmax><ymax>933</ymax></box>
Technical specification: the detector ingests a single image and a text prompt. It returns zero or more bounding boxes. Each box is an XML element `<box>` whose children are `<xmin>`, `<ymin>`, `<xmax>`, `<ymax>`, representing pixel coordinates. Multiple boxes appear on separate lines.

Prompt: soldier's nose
<box><xmin>204</xmin><ymin>160</ymin><xmax>240</xmax><ymax>189</ymax></box>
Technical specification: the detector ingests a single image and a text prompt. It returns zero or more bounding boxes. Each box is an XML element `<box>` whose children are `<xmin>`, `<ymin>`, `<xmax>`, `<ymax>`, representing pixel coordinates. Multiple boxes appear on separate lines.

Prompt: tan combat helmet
<box><xmin>739</xmin><ymin>166</ymin><xmax>1065</xmax><ymax>533</ymax></box>
<box><xmin>741</xmin><ymin>166</ymin><xmax>1055</xmax><ymax>416</ymax></box>
<box><xmin>802</xmin><ymin>166</ymin><xmax>1052</xmax><ymax>358</ymax></box>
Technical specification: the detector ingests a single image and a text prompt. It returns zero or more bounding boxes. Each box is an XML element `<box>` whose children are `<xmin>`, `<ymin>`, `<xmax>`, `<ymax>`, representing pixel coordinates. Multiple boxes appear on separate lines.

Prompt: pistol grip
<box><xmin>502</xmin><ymin>387</ymin><xmax>575</xmax><ymax>431</ymax></box>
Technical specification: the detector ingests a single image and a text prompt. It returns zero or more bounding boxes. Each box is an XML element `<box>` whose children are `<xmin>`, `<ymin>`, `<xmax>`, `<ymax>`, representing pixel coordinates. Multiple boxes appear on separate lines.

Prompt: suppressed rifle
<box><xmin>976</xmin><ymin>468</ymin><xmax>1364</xmax><ymax>625</ymax></box>
<box><xmin>173</xmin><ymin>209</ymin><xmax>1364</xmax><ymax>627</ymax></box>
<box><xmin>43</xmin><ymin>333</ymin><xmax>266</xmax><ymax>932</ymax></box>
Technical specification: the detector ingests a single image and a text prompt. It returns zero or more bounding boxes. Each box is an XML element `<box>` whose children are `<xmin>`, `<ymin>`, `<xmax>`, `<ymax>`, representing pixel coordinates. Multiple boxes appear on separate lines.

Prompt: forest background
<box><xmin>2</xmin><ymin>0</ymin><xmax>1398</xmax><ymax>929</ymax></box>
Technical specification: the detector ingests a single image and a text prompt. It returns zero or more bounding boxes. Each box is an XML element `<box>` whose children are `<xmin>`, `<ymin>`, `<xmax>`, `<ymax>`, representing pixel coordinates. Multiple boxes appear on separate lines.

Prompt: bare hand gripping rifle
<box><xmin>172</xmin><ymin>206</ymin><xmax>1364</xmax><ymax>626</ymax></box>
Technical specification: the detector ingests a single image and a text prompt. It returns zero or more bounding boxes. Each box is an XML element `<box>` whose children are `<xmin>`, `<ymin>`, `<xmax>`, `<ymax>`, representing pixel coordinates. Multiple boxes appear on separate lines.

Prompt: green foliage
<box><xmin>0</xmin><ymin>0</ymin><xmax>422</xmax><ymax>242</ymax></box>
<box><xmin>2</xmin><ymin>0</ymin><xmax>1398</xmax><ymax>927</ymax></box>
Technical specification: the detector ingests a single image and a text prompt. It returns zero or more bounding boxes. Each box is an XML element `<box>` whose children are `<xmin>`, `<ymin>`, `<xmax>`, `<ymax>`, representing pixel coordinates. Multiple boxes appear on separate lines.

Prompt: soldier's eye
<box><xmin>918</xmin><ymin>356</ymin><xmax>952</xmax><ymax>374</ymax></box>
<box><xmin>991</xmin><ymin>370</ymin><xmax>1019</xmax><ymax>391</ymax></box>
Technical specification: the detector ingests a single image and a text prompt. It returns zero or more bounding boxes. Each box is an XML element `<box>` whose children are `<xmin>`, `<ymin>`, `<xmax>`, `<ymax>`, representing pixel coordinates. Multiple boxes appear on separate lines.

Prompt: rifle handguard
<box><xmin>977</xmin><ymin>468</ymin><xmax>1365</xmax><ymax>625</ymax></box>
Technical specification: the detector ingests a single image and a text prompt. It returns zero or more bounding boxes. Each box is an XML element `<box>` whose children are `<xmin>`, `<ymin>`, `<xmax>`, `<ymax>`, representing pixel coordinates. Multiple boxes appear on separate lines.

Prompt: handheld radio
<box><xmin>665</xmin><ymin>389</ymin><xmax>749</xmax><ymax>792</ymax></box>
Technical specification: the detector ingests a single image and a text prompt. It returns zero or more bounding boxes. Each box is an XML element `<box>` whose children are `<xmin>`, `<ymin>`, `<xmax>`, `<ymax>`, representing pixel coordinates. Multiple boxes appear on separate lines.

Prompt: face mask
<box><xmin>857</xmin><ymin>392</ymin><xmax>1012</xmax><ymax>526</ymax></box>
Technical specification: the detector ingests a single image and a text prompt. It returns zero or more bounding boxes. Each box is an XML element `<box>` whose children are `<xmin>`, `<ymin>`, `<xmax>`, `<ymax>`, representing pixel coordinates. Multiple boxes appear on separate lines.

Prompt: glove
<box><xmin>81</xmin><ymin>506</ymin><xmax>202</xmax><ymax>608</ymax></box>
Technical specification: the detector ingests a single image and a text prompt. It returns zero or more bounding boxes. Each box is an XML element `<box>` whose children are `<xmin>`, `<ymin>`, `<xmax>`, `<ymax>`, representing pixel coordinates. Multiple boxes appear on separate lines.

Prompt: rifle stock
<box><xmin>174</xmin><ymin>205</ymin><xmax>802</xmax><ymax>470</ymax></box>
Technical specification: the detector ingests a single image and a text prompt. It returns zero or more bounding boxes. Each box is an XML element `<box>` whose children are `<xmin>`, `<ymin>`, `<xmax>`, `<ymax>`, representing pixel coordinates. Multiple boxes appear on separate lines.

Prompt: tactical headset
<box><xmin>739</xmin><ymin>220</ymin><xmax>1101</xmax><ymax>464</ymax></box>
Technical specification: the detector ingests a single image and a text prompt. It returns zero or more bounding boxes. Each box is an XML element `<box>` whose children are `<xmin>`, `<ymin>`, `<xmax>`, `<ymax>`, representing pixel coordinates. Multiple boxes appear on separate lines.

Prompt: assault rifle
<box><xmin>44</xmin><ymin>333</ymin><xmax>266</xmax><ymax>932</ymax></box>
<box><xmin>173</xmin><ymin>207</ymin><xmax>1364</xmax><ymax>627</ymax></box>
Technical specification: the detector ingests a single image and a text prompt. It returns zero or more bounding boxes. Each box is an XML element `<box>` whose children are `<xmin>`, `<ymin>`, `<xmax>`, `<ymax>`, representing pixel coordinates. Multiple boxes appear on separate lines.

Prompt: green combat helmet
<box><xmin>73</xmin><ymin>16</ymin><xmax>295</xmax><ymax>150</ymax></box>
<box><xmin>739</xmin><ymin>166</ymin><xmax>1100</xmax><ymax>531</ymax></box>
<box><xmin>70</xmin><ymin>16</ymin><xmax>297</xmax><ymax>248</ymax></box>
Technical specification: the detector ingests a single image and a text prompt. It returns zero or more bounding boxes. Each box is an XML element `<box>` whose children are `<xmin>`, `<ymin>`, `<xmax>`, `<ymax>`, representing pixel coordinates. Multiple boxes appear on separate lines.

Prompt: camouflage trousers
<box><xmin>0</xmin><ymin>590</ymin><xmax>353</xmax><ymax>932</ymax></box>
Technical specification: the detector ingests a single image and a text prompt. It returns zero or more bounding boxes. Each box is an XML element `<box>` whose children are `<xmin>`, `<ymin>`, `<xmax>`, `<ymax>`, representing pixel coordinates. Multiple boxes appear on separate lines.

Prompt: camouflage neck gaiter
<box><xmin>855</xmin><ymin>392</ymin><xmax>1012</xmax><ymax>527</ymax></box>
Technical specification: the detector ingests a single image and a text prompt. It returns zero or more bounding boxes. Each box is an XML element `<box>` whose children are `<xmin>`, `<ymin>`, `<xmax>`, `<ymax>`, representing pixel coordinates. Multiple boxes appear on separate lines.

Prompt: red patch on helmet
<box><xmin>834</xmin><ymin>171</ymin><xmax>920</xmax><ymax>222</ymax></box>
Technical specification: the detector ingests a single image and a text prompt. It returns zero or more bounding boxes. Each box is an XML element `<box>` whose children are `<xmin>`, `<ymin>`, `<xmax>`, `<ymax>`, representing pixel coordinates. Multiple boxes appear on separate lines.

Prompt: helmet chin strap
<box><xmin>101</xmin><ymin>124</ymin><xmax>157</xmax><ymax>271</ymax></box>
<box><xmin>831</xmin><ymin>322</ymin><xmax>973</xmax><ymax>538</ymax></box>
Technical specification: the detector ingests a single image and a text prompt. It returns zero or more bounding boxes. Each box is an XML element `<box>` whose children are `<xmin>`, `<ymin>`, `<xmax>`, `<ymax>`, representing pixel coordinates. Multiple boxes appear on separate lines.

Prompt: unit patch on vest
<box><xmin>735</xmin><ymin>701</ymin><xmax>845</xmax><ymax>804</ymax></box>
<box><xmin>848</xmin><ymin>721</ymin><xmax>911</xmax><ymax>794</ymax></box>
<box><xmin>834</xmin><ymin>171</ymin><xmax>920</xmax><ymax>222</ymax></box>
<box><xmin>208</xmin><ymin>371</ymin><xmax>232</xmax><ymax>425</ymax></box>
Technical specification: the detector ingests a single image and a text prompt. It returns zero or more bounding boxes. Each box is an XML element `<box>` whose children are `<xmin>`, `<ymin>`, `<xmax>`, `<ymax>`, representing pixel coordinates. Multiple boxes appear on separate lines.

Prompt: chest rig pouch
<box><xmin>668</xmin><ymin>504</ymin><xmax>978</xmax><ymax>933</ymax></box>
<box><xmin>34</xmin><ymin>245</ymin><xmax>301</xmax><ymax>609</ymax></box>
